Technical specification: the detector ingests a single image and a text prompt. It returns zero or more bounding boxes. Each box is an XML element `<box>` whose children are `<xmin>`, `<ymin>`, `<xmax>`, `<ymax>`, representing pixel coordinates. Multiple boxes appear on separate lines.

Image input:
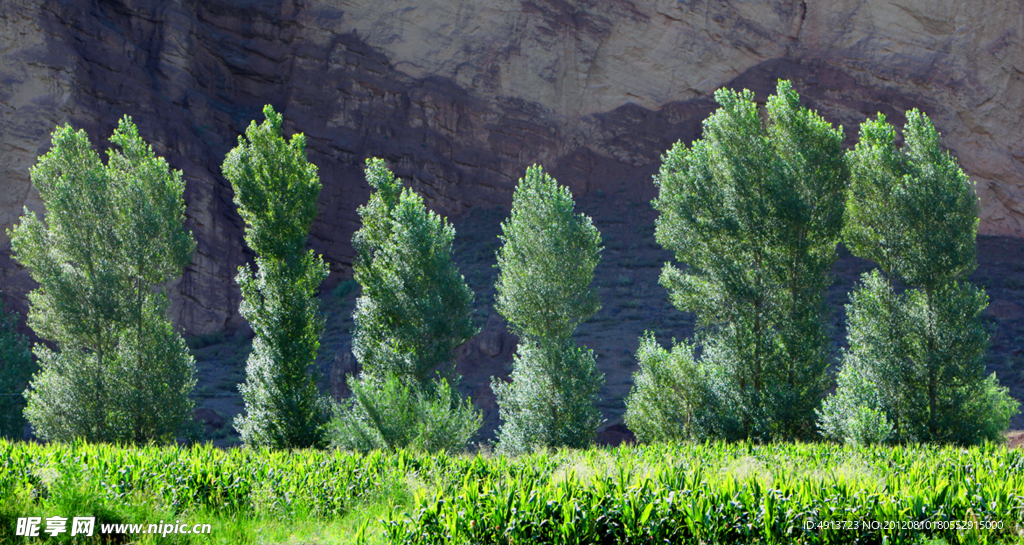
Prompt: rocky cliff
<box><xmin>1</xmin><ymin>0</ymin><xmax>1022</xmax><ymax>336</ymax></box>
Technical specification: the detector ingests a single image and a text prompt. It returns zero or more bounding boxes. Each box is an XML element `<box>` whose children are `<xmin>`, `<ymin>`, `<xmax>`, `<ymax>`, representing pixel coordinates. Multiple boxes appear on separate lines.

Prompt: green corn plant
<box><xmin>2</xmin><ymin>440</ymin><xmax>1023</xmax><ymax>544</ymax></box>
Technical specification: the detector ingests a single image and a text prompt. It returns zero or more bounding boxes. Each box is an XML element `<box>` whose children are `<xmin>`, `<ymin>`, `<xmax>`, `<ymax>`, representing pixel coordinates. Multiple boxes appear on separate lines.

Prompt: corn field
<box><xmin>1</xmin><ymin>439</ymin><xmax>1022</xmax><ymax>544</ymax></box>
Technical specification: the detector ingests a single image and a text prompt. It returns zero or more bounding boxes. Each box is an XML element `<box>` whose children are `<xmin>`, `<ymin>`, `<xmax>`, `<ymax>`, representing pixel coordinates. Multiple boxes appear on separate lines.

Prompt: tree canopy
<box><xmin>11</xmin><ymin>117</ymin><xmax>197</xmax><ymax>444</ymax></box>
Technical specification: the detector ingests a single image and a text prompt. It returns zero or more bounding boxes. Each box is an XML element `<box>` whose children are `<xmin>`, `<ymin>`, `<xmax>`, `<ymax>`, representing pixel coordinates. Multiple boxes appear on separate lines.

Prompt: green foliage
<box><xmin>9</xmin><ymin>117</ymin><xmax>197</xmax><ymax>444</ymax></box>
<box><xmin>493</xmin><ymin>165</ymin><xmax>604</xmax><ymax>454</ymax></box>
<box><xmin>492</xmin><ymin>339</ymin><xmax>603</xmax><ymax>455</ymax></box>
<box><xmin>818</xmin><ymin>345</ymin><xmax>894</xmax><ymax>446</ymax></box>
<box><xmin>2</xmin><ymin>440</ymin><xmax>1023</xmax><ymax>544</ymax></box>
<box><xmin>329</xmin><ymin>374</ymin><xmax>481</xmax><ymax>454</ymax></box>
<box><xmin>494</xmin><ymin>166</ymin><xmax>602</xmax><ymax>342</ymax></box>
<box><xmin>824</xmin><ymin>111</ymin><xmax>1019</xmax><ymax>445</ymax></box>
<box><xmin>0</xmin><ymin>297</ymin><xmax>33</xmax><ymax>439</ymax></box>
<box><xmin>624</xmin><ymin>332</ymin><xmax>719</xmax><ymax>443</ymax></box>
<box><xmin>822</xmin><ymin>271</ymin><xmax>1018</xmax><ymax>445</ymax></box>
<box><xmin>646</xmin><ymin>80</ymin><xmax>847</xmax><ymax>441</ymax></box>
<box><xmin>383</xmin><ymin>442</ymin><xmax>1024</xmax><ymax>545</ymax></box>
<box><xmin>332</xmin><ymin>279</ymin><xmax>359</xmax><ymax>300</ymax></box>
<box><xmin>338</xmin><ymin>158</ymin><xmax>480</xmax><ymax>454</ymax></box>
<box><xmin>223</xmin><ymin>105</ymin><xmax>330</xmax><ymax>449</ymax></box>
<box><xmin>351</xmin><ymin>158</ymin><xmax>476</xmax><ymax>384</ymax></box>
<box><xmin>0</xmin><ymin>438</ymin><xmax>427</xmax><ymax>542</ymax></box>
<box><xmin>844</xmin><ymin>111</ymin><xmax>978</xmax><ymax>291</ymax></box>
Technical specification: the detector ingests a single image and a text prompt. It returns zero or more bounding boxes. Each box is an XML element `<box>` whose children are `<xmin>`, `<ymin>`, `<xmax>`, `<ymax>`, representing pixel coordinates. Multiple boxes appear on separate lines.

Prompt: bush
<box><xmin>818</xmin><ymin>352</ymin><xmax>893</xmax><ymax>446</ymax></box>
<box><xmin>332</xmin><ymin>279</ymin><xmax>359</xmax><ymax>300</ymax></box>
<box><xmin>492</xmin><ymin>339</ymin><xmax>603</xmax><ymax>455</ymax></box>
<box><xmin>624</xmin><ymin>332</ymin><xmax>719</xmax><ymax>443</ymax></box>
<box><xmin>329</xmin><ymin>375</ymin><xmax>481</xmax><ymax>453</ymax></box>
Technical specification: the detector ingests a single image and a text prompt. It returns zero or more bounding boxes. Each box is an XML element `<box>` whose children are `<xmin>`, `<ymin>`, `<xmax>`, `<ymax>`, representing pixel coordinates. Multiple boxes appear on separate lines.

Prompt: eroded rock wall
<box><xmin>1</xmin><ymin>0</ymin><xmax>1022</xmax><ymax>335</ymax></box>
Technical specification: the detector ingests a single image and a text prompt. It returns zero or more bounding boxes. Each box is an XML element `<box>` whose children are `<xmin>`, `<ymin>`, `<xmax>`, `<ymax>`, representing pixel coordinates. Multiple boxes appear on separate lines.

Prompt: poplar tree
<box><xmin>351</xmin><ymin>159</ymin><xmax>477</xmax><ymax>384</ymax></box>
<box><xmin>819</xmin><ymin>111</ymin><xmax>1019</xmax><ymax>445</ymax></box>
<box><xmin>0</xmin><ymin>297</ymin><xmax>33</xmax><ymax>438</ymax></box>
<box><xmin>224</xmin><ymin>105</ymin><xmax>331</xmax><ymax>449</ymax></box>
<box><xmin>11</xmin><ymin>117</ymin><xmax>197</xmax><ymax>444</ymax></box>
<box><xmin>635</xmin><ymin>80</ymin><xmax>848</xmax><ymax>441</ymax></box>
<box><xmin>330</xmin><ymin>158</ymin><xmax>480</xmax><ymax>453</ymax></box>
<box><xmin>493</xmin><ymin>165</ymin><xmax>604</xmax><ymax>455</ymax></box>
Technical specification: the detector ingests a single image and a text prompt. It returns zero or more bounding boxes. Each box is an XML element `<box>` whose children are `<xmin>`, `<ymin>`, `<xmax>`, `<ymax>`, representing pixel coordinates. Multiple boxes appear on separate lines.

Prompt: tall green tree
<box><xmin>224</xmin><ymin>105</ymin><xmax>331</xmax><ymax>449</ymax></box>
<box><xmin>493</xmin><ymin>165</ymin><xmax>604</xmax><ymax>455</ymax></box>
<box><xmin>820</xmin><ymin>111</ymin><xmax>1018</xmax><ymax>445</ymax></box>
<box><xmin>331</xmin><ymin>159</ymin><xmax>480</xmax><ymax>453</ymax></box>
<box><xmin>10</xmin><ymin>117</ymin><xmax>197</xmax><ymax>444</ymax></box>
<box><xmin>0</xmin><ymin>296</ymin><xmax>33</xmax><ymax>438</ymax></box>
<box><xmin>351</xmin><ymin>158</ymin><xmax>477</xmax><ymax>384</ymax></box>
<box><xmin>640</xmin><ymin>80</ymin><xmax>848</xmax><ymax>441</ymax></box>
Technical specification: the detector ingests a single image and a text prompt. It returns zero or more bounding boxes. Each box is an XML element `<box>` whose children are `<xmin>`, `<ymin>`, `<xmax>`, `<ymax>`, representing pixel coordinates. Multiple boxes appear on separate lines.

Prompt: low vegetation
<box><xmin>1</xmin><ymin>439</ymin><xmax>1022</xmax><ymax>544</ymax></box>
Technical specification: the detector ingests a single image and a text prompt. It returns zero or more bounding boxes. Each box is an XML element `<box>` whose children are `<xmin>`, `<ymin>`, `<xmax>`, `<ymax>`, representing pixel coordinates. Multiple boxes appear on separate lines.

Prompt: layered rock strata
<box><xmin>1</xmin><ymin>0</ymin><xmax>1021</xmax><ymax>331</ymax></box>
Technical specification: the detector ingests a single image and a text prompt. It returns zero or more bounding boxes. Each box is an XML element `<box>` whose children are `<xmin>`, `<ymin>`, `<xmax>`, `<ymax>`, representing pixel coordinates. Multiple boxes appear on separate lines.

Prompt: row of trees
<box><xmin>3</xmin><ymin>80</ymin><xmax>1017</xmax><ymax>449</ymax></box>
<box><xmin>222</xmin><ymin>112</ymin><xmax>604</xmax><ymax>452</ymax></box>
<box><xmin>1</xmin><ymin>105</ymin><xmax>604</xmax><ymax>452</ymax></box>
<box><xmin>327</xmin><ymin>160</ymin><xmax>604</xmax><ymax>455</ymax></box>
<box><xmin>625</xmin><ymin>81</ymin><xmax>1018</xmax><ymax>445</ymax></box>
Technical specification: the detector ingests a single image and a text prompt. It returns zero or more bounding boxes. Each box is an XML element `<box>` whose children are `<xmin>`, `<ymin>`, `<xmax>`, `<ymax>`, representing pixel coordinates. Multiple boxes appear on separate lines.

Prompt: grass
<box><xmin>2</xmin><ymin>440</ymin><xmax>1023</xmax><ymax>544</ymax></box>
<box><xmin>0</xmin><ymin>440</ymin><xmax>423</xmax><ymax>544</ymax></box>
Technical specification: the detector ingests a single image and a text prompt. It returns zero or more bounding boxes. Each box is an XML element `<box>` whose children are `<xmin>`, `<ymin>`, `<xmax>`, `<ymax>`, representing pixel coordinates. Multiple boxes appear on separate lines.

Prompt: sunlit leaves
<box><xmin>844</xmin><ymin>111</ymin><xmax>978</xmax><ymax>290</ymax></box>
<box><xmin>329</xmin><ymin>374</ymin><xmax>481</xmax><ymax>453</ymax></box>
<box><xmin>334</xmin><ymin>158</ymin><xmax>480</xmax><ymax>453</ymax></box>
<box><xmin>351</xmin><ymin>158</ymin><xmax>476</xmax><ymax>384</ymax></box>
<box><xmin>224</xmin><ymin>105</ymin><xmax>330</xmax><ymax>449</ymax></box>
<box><xmin>493</xmin><ymin>165</ymin><xmax>604</xmax><ymax>455</ymax></box>
<box><xmin>495</xmin><ymin>165</ymin><xmax>602</xmax><ymax>342</ymax></box>
<box><xmin>646</xmin><ymin>80</ymin><xmax>847</xmax><ymax>441</ymax></box>
<box><xmin>823</xmin><ymin>112</ymin><xmax>1019</xmax><ymax>445</ymax></box>
<box><xmin>10</xmin><ymin>117</ymin><xmax>196</xmax><ymax>444</ymax></box>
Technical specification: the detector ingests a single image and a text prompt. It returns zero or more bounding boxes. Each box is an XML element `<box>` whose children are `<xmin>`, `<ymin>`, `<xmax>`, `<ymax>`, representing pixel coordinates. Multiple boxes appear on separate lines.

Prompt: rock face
<box><xmin>1</xmin><ymin>0</ymin><xmax>1022</xmax><ymax>336</ymax></box>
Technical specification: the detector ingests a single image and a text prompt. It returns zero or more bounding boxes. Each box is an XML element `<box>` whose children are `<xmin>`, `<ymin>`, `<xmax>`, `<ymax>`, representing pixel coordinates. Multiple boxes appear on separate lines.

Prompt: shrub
<box><xmin>332</xmin><ymin>279</ymin><xmax>359</xmax><ymax>300</ymax></box>
<box><xmin>624</xmin><ymin>332</ymin><xmax>720</xmax><ymax>442</ymax></box>
<box><xmin>329</xmin><ymin>374</ymin><xmax>481</xmax><ymax>453</ymax></box>
<box><xmin>492</xmin><ymin>339</ymin><xmax>603</xmax><ymax>453</ymax></box>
